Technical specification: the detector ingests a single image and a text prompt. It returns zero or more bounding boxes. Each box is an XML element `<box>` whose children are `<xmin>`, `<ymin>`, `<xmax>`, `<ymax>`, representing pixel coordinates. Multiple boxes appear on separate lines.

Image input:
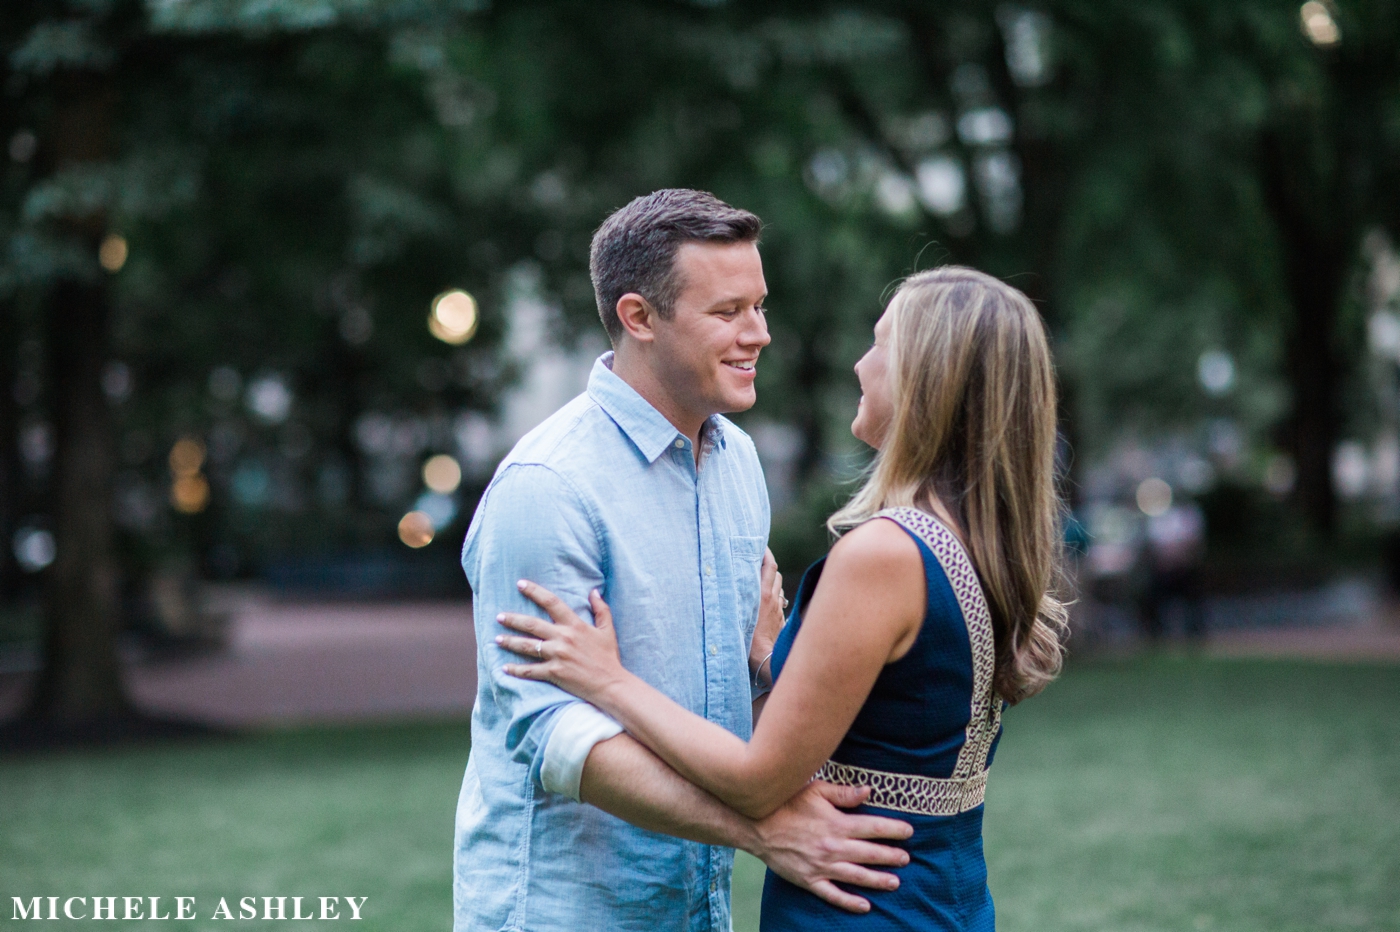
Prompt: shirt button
<box><xmin>674</xmin><ymin>438</ymin><xmax>685</xmax><ymax>449</ymax></box>
<box><xmin>704</xmin><ymin>565</ymin><xmax>714</xmax><ymax>576</ymax></box>
<box><xmin>709</xmin><ymin>644</ymin><xmax>718</xmax><ymax>656</ymax></box>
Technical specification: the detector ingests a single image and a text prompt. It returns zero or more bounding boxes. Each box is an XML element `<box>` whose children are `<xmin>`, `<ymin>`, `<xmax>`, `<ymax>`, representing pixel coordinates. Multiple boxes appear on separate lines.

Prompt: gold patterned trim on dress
<box><xmin>810</xmin><ymin>507</ymin><xmax>1001</xmax><ymax>816</ymax></box>
<box><xmin>814</xmin><ymin>759</ymin><xmax>987</xmax><ymax>817</ymax></box>
<box><xmin>873</xmin><ymin>506</ymin><xmax>1001</xmax><ymax>782</ymax></box>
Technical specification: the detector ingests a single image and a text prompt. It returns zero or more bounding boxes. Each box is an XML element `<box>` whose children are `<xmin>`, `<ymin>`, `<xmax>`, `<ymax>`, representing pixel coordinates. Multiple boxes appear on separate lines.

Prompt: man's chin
<box><xmin>719</xmin><ymin>388</ymin><xmax>757</xmax><ymax>414</ymax></box>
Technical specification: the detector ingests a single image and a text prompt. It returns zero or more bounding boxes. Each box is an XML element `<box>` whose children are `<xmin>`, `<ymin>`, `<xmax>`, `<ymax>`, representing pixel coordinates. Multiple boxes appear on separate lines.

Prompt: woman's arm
<box><xmin>499</xmin><ymin>518</ymin><xmax>925</xmax><ymax>819</ymax></box>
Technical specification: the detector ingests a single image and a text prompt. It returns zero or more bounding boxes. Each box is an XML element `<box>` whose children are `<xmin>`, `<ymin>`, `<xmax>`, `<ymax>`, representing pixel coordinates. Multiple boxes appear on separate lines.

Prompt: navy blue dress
<box><xmin>760</xmin><ymin>507</ymin><xmax>1003</xmax><ymax>932</ymax></box>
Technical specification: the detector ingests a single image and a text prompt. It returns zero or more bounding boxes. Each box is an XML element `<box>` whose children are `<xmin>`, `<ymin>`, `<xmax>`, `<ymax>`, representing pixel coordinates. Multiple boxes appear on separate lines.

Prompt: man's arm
<box><xmin>467</xmin><ymin>463</ymin><xmax>619</xmax><ymax>797</ymax></box>
<box><xmin>580</xmin><ymin>733</ymin><xmax>913</xmax><ymax>915</ymax></box>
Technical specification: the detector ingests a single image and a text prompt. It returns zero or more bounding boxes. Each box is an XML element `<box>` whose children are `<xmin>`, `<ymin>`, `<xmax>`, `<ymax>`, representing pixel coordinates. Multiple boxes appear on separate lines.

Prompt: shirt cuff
<box><xmin>540</xmin><ymin>702</ymin><xmax>624</xmax><ymax>801</ymax></box>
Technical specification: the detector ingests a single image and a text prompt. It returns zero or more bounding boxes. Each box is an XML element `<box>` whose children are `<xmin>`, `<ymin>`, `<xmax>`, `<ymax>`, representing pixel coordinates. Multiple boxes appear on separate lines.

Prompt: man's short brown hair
<box><xmin>589</xmin><ymin>189</ymin><xmax>762</xmax><ymax>342</ymax></box>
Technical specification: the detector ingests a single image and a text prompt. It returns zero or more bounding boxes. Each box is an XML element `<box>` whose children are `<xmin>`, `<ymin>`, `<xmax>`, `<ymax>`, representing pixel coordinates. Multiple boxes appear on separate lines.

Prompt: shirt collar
<box><xmin>587</xmin><ymin>353</ymin><xmax>725</xmax><ymax>464</ymax></box>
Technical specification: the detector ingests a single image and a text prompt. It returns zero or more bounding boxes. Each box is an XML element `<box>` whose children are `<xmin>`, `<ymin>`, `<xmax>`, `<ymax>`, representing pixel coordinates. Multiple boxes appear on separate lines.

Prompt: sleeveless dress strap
<box><xmin>811</xmin><ymin>506</ymin><xmax>1002</xmax><ymax>816</ymax></box>
<box><xmin>873</xmin><ymin>507</ymin><xmax>1001</xmax><ymax>779</ymax></box>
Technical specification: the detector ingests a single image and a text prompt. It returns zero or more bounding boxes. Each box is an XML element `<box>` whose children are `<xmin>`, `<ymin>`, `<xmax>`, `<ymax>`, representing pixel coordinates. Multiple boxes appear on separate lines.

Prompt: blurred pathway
<box><xmin>1073</xmin><ymin>575</ymin><xmax>1400</xmax><ymax>662</ymax></box>
<box><xmin>0</xmin><ymin>592</ymin><xmax>478</xmax><ymax>728</ymax></box>
<box><xmin>1205</xmin><ymin>623</ymin><xmax>1400</xmax><ymax>661</ymax></box>
<box><xmin>4</xmin><ymin>582</ymin><xmax>1400</xmax><ymax>730</ymax></box>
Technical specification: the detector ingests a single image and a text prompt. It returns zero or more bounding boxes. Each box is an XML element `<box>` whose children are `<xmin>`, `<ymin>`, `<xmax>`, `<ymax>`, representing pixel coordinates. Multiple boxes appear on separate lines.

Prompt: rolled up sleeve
<box><xmin>464</xmin><ymin>463</ymin><xmax>620</xmax><ymax>798</ymax></box>
<box><xmin>540</xmin><ymin>702</ymin><xmax>623</xmax><ymax>799</ymax></box>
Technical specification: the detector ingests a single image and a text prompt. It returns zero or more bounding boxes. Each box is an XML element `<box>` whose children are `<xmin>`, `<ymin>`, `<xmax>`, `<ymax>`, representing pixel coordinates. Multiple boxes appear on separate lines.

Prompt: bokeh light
<box><xmin>169</xmin><ymin>437</ymin><xmax>206</xmax><ymax>477</ymax></box>
<box><xmin>101</xmin><ymin>361</ymin><xmax>133</xmax><ymax>403</ymax></box>
<box><xmin>916</xmin><ymin>156</ymin><xmax>966</xmax><ymax>216</ymax></box>
<box><xmin>1300</xmin><ymin>2</ymin><xmax>1340</xmax><ymax>47</ymax></box>
<box><xmin>246</xmin><ymin>374</ymin><xmax>293</xmax><ymax>424</ymax></box>
<box><xmin>1333</xmin><ymin>441</ymin><xmax>1368</xmax><ymax>500</ymax></box>
<box><xmin>429</xmin><ymin>290</ymin><xmax>478</xmax><ymax>345</ymax></box>
<box><xmin>8</xmin><ymin>129</ymin><xmax>37</xmax><ymax>163</ymax></box>
<box><xmin>398</xmin><ymin>510</ymin><xmax>435</xmax><ymax>548</ymax></box>
<box><xmin>170</xmin><ymin>436</ymin><xmax>210</xmax><ymax>514</ymax></box>
<box><xmin>422</xmin><ymin>453</ymin><xmax>462</xmax><ymax>494</ymax></box>
<box><xmin>171</xmin><ymin>474</ymin><xmax>210</xmax><ymax>514</ymax></box>
<box><xmin>12</xmin><ymin>526</ymin><xmax>56</xmax><ymax>572</ymax></box>
<box><xmin>1136</xmin><ymin>477</ymin><xmax>1173</xmax><ymax>517</ymax></box>
<box><xmin>1197</xmin><ymin>349</ymin><xmax>1235</xmax><ymax>396</ymax></box>
<box><xmin>99</xmin><ymin>234</ymin><xmax>128</xmax><ymax>272</ymax></box>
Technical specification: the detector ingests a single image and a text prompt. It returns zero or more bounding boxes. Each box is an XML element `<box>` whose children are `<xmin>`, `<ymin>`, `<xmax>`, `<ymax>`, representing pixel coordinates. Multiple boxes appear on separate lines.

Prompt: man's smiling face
<box><xmin>650</xmin><ymin>240</ymin><xmax>770</xmax><ymax>422</ymax></box>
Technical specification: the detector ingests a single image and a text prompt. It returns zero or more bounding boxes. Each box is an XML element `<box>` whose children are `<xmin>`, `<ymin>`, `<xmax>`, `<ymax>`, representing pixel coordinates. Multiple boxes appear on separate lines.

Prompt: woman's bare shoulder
<box><xmin>826</xmin><ymin>516</ymin><xmax>924</xmax><ymax>581</ymax></box>
<box><xmin>816</xmin><ymin>517</ymin><xmax>926</xmax><ymax>653</ymax></box>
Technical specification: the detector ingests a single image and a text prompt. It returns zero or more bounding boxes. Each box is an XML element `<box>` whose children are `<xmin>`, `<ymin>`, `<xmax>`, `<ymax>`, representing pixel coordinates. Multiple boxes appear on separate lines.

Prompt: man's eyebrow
<box><xmin>708</xmin><ymin>292</ymin><xmax>768</xmax><ymax>309</ymax></box>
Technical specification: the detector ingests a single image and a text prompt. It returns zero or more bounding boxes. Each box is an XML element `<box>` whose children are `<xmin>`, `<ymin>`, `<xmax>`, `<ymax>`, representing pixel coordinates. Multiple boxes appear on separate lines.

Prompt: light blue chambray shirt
<box><xmin>454</xmin><ymin>353</ymin><xmax>770</xmax><ymax>932</ymax></box>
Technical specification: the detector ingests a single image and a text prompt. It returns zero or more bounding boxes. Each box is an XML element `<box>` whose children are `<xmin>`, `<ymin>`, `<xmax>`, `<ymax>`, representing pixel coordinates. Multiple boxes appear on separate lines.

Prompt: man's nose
<box><xmin>740</xmin><ymin>308</ymin><xmax>771</xmax><ymax>346</ymax></box>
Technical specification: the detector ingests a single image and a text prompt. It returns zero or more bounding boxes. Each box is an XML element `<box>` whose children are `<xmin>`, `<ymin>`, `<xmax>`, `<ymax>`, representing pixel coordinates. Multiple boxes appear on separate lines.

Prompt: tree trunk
<box><xmin>1282</xmin><ymin>262</ymin><xmax>1343</xmax><ymax>540</ymax></box>
<box><xmin>1259</xmin><ymin>131</ymin><xmax>1346</xmax><ymax>540</ymax></box>
<box><xmin>0</xmin><ymin>306</ymin><xmax>21</xmax><ymax>602</ymax></box>
<box><xmin>25</xmin><ymin>276</ymin><xmax>129</xmax><ymax>725</ymax></box>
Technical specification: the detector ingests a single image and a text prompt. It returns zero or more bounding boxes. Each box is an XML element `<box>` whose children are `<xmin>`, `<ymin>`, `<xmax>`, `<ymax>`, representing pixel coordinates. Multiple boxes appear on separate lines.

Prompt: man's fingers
<box><xmin>840</xmin><ymin>813</ymin><xmax>915</xmax><ymax>841</ymax></box>
<box><xmin>807</xmin><ymin>783</ymin><xmax>914</xmax><ymax>841</ymax></box>
<box><xmin>825</xmin><ymin>862</ymin><xmax>902</xmax><ymax>892</ymax></box>
<box><xmin>811</xmin><ymin>780</ymin><xmax>870</xmax><ymax>810</ymax></box>
<box><xmin>805</xmin><ymin>880</ymin><xmax>871</xmax><ymax>915</ymax></box>
<box><xmin>828</xmin><ymin>838</ymin><xmax>910</xmax><ymax>868</ymax></box>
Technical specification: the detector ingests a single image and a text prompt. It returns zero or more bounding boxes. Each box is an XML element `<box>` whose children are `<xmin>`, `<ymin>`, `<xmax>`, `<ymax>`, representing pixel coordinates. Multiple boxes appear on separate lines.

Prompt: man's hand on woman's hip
<box><xmin>746</xmin><ymin>780</ymin><xmax>913</xmax><ymax>914</ymax></box>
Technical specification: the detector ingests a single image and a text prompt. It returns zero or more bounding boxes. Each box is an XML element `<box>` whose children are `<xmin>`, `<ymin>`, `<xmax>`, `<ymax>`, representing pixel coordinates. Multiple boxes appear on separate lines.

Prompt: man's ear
<box><xmin>615</xmin><ymin>293</ymin><xmax>656</xmax><ymax>343</ymax></box>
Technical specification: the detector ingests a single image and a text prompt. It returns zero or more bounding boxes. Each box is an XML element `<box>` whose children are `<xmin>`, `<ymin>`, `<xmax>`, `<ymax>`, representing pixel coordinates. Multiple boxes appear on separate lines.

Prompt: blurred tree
<box><xmin>475</xmin><ymin>0</ymin><xmax>1400</xmax><ymax>546</ymax></box>
<box><xmin>1250</xmin><ymin>0</ymin><xmax>1400</xmax><ymax>536</ymax></box>
<box><xmin>4</xmin><ymin>0</ymin><xmax>134</xmax><ymax>727</ymax></box>
<box><xmin>5</xmin><ymin>0</ymin><xmax>1399</xmax><ymax>736</ymax></box>
<box><xmin>1</xmin><ymin>0</ymin><xmax>506</xmax><ymax>732</ymax></box>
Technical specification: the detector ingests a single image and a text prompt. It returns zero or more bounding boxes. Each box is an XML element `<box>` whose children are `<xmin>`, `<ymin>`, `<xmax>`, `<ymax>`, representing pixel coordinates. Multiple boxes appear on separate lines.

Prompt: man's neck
<box><xmin>610</xmin><ymin>347</ymin><xmax>707</xmax><ymax>458</ymax></box>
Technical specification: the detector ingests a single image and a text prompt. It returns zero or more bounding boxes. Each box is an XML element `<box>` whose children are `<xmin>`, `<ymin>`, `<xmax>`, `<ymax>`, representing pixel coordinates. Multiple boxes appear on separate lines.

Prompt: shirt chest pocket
<box><xmin>729</xmin><ymin>535</ymin><xmax>766</xmax><ymax>639</ymax></box>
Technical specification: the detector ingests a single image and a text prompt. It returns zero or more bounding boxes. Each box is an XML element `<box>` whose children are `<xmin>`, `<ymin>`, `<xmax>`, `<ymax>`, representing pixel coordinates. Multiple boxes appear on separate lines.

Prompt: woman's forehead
<box><xmin>874</xmin><ymin>308</ymin><xmax>894</xmax><ymax>338</ymax></box>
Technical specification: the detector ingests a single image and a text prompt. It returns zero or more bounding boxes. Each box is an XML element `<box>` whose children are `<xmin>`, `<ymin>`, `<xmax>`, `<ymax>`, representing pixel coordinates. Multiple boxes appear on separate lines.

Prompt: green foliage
<box><xmin>5</xmin><ymin>0</ymin><xmax>1400</xmax><ymax>589</ymax></box>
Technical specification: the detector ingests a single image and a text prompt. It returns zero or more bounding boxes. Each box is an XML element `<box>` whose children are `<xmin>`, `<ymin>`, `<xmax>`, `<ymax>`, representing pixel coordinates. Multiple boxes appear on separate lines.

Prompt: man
<box><xmin>454</xmin><ymin>189</ymin><xmax>910</xmax><ymax>932</ymax></box>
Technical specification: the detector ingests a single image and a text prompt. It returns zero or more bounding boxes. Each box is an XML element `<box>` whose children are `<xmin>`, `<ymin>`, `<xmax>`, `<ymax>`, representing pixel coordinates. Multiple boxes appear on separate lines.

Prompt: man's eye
<box><xmin>755</xmin><ymin>305</ymin><xmax>766</xmax><ymax>315</ymax></box>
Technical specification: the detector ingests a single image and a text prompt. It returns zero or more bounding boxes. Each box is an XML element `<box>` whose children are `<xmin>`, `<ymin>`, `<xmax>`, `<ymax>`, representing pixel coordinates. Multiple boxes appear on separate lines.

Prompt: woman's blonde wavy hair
<box><xmin>829</xmin><ymin>266</ymin><xmax>1068</xmax><ymax>704</ymax></box>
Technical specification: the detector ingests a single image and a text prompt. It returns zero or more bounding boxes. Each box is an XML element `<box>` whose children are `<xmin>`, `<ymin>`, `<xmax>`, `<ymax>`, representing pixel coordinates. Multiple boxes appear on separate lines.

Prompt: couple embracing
<box><xmin>454</xmin><ymin>189</ymin><xmax>1067</xmax><ymax>932</ymax></box>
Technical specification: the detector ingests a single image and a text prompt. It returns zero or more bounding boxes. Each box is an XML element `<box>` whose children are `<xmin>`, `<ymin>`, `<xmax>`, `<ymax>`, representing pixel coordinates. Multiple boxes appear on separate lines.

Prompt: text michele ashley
<box><xmin>12</xmin><ymin>896</ymin><xmax>369</xmax><ymax>921</ymax></box>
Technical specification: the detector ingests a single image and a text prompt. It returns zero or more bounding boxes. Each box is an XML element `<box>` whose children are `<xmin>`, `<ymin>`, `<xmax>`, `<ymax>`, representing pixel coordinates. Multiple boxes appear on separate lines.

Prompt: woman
<box><xmin>496</xmin><ymin>266</ymin><xmax>1069</xmax><ymax>930</ymax></box>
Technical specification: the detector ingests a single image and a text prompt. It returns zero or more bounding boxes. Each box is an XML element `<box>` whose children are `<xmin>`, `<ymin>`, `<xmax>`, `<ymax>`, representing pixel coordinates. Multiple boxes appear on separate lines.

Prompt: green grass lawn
<box><xmin>2</xmin><ymin>657</ymin><xmax>1398</xmax><ymax>931</ymax></box>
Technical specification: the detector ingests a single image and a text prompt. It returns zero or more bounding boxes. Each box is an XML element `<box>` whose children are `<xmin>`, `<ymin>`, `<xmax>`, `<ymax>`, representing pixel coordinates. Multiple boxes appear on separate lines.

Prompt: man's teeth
<box><xmin>725</xmin><ymin>361</ymin><xmax>755</xmax><ymax>370</ymax></box>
